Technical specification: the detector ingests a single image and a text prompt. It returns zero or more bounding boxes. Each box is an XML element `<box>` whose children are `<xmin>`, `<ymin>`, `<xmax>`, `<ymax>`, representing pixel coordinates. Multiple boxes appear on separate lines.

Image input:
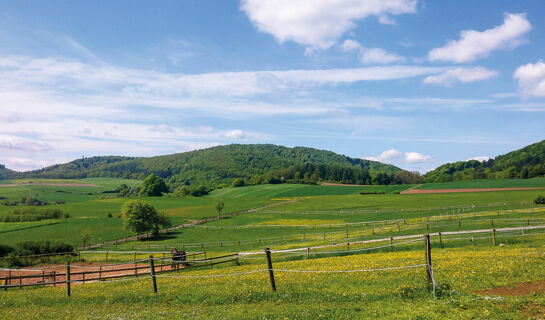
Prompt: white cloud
<box><xmin>467</xmin><ymin>156</ymin><xmax>490</xmax><ymax>162</ymax></box>
<box><xmin>359</xmin><ymin>47</ymin><xmax>405</xmax><ymax>64</ymax></box>
<box><xmin>340</xmin><ymin>39</ymin><xmax>405</xmax><ymax>64</ymax></box>
<box><xmin>363</xmin><ymin>149</ymin><xmax>433</xmax><ymax>164</ymax></box>
<box><xmin>341</xmin><ymin>39</ymin><xmax>362</xmax><ymax>52</ymax></box>
<box><xmin>241</xmin><ymin>0</ymin><xmax>417</xmax><ymax>50</ymax></box>
<box><xmin>513</xmin><ymin>61</ymin><xmax>545</xmax><ymax>98</ymax></box>
<box><xmin>223</xmin><ymin>129</ymin><xmax>246</xmax><ymax>139</ymax></box>
<box><xmin>422</xmin><ymin>67</ymin><xmax>498</xmax><ymax>86</ymax></box>
<box><xmin>404</xmin><ymin>152</ymin><xmax>433</xmax><ymax>163</ymax></box>
<box><xmin>428</xmin><ymin>13</ymin><xmax>531</xmax><ymax>63</ymax></box>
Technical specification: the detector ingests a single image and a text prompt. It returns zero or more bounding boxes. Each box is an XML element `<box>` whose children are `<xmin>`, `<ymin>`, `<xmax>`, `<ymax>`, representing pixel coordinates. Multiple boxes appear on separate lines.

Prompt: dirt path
<box><xmin>402</xmin><ymin>187</ymin><xmax>545</xmax><ymax>194</ymax></box>
<box><xmin>0</xmin><ymin>262</ymin><xmax>158</xmax><ymax>287</ymax></box>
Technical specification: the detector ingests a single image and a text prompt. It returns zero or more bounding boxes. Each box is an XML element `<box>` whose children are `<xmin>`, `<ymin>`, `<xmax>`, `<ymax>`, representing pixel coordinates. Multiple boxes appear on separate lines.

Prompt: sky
<box><xmin>1</xmin><ymin>0</ymin><xmax>544</xmax><ymax>173</ymax></box>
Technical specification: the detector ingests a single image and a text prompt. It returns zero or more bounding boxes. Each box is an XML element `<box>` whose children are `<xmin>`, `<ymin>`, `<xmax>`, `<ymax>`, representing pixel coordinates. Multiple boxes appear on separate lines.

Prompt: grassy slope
<box><xmin>3</xmin><ymin>242</ymin><xmax>545</xmax><ymax>319</ymax></box>
<box><xmin>416</xmin><ymin>177</ymin><xmax>545</xmax><ymax>190</ymax></box>
<box><xmin>1</xmin><ymin>179</ymin><xmax>544</xmax><ymax>246</ymax></box>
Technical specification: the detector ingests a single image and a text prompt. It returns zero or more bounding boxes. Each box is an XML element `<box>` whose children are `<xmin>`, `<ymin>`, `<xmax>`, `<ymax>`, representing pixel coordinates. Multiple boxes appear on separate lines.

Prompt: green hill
<box><xmin>0</xmin><ymin>164</ymin><xmax>15</xmax><ymax>180</ymax></box>
<box><xmin>424</xmin><ymin>139</ymin><xmax>545</xmax><ymax>182</ymax></box>
<box><xmin>10</xmin><ymin>144</ymin><xmax>401</xmax><ymax>187</ymax></box>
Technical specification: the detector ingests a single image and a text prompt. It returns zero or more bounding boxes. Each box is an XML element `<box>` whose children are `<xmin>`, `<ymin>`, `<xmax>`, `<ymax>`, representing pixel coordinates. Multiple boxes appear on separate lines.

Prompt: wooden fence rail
<box><xmin>0</xmin><ymin>254</ymin><xmax>238</xmax><ymax>291</ymax></box>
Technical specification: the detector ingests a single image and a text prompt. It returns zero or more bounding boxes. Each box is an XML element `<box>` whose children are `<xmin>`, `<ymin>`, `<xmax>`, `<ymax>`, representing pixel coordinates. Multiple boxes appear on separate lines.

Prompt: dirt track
<box><xmin>402</xmin><ymin>187</ymin><xmax>545</xmax><ymax>194</ymax></box>
<box><xmin>0</xmin><ymin>262</ymin><xmax>172</xmax><ymax>287</ymax></box>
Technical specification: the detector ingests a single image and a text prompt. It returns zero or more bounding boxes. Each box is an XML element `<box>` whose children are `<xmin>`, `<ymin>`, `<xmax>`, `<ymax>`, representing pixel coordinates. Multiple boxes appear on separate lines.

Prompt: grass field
<box><xmin>2</xmin><ymin>178</ymin><xmax>545</xmax><ymax>318</ymax></box>
<box><xmin>416</xmin><ymin>177</ymin><xmax>545</xmax><ymax>190</ymax></box>
<box><xmin>3</xmin><ymin>238</ymin><xmax>545</xmax><ymax>319</ymax></box>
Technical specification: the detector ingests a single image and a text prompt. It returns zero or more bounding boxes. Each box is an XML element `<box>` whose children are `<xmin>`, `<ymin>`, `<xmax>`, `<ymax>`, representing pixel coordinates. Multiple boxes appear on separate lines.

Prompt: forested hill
<box><xmin>423</xmin><ymin>139</ymin><xmax>545</xmax><ymax>182</ymax></box>
<box><xmin>0</xmin><ymin>165</ymin><xmax>15</xmax><ymax>180</ymax></box>
<box><xmin>9</xmin><ymin>144</ymin><xmax>401</xmax><ymax>187</ymax></box>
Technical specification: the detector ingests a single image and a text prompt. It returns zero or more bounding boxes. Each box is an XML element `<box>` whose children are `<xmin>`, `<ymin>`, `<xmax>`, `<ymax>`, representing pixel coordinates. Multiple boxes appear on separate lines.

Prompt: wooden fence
<box><xmin>0</xmin><ymin>253</ymin><xmax>238</xmax><ymax>293</ymax></box>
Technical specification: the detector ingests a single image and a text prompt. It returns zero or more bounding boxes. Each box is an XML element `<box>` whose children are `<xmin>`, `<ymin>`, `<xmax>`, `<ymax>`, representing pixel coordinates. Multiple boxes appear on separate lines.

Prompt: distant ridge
<box><xmin>424</xmin><ymin>139</ymin><xmax>545</xmax><ymax>182</ymax></box>
<box><xmin>5</xmin><ymin>144</ymin><xmax>401</xmax><ymax>187</ymax></box>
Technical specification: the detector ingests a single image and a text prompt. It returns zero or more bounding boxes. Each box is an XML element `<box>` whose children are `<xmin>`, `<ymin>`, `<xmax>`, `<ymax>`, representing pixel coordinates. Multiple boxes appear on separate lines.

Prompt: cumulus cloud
<box><xmin>428</xmin><ymin>13</ymin><xmax>531</xmax><ymax>63</ymax></box>
<box><xmin>467</xmin><ymin>156</ymin><xmax>490</xmax><ymax>162</ymax></box>
<box><xmin>514</xmin><ymin>61</ymin><xmax>545</xmax><ymax>98</ymax></box>
<box><xmin>241</xmin><ymin>0</ymin><xmax>418</xmax><ymax>50</ymax></box>
<box><xmin>340</xmin><ymin>39</ymin><xmax>405</xmax><ymax>64</ymax></box>
<box><xmin>363</xmin><ymin>149</ymin><xmax>433</xmax><ymax>164</ymax></box>
<box><xmin>422</xmin><ymin>67</ymin><xmax>498</xmax><ymax>86</ymax></box>
<box><xmin>359</xmin><ymin>47</ymin><xmax>406</xmax><ymax>64</ymax></box>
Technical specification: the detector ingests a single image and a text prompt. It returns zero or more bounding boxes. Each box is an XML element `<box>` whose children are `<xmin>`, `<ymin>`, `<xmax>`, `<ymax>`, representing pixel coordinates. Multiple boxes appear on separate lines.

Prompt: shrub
<box><xmin>359</xmin><ymin>191</ymin><xmax>386</xmax><ymax>195</ymax></box>
<box><xmin>0</xmin><ymin>244</ymin><xmax>13</xmax><ymax>257</ymax></box>
<box><xmin>231</xmin><ymin>178</ymin><xmax>246</xmax><ymax>187</ymax></box>
<box><xmin>535</xmin><ymin>196</ymin><xmax>545</xmax><ymax>205</ymax></box>
<box><xmin>0</xmin><ymin>208</ymin><xmax>68</xmax><ymax>222</ymax></box>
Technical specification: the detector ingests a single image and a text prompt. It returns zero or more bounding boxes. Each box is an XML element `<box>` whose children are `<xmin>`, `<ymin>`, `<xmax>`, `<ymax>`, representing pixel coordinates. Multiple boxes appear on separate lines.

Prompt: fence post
<box><xmin>264</xmin><ymin>248</ymin><xmax>276</xmax><ymax>292</ymax></box>
<box><xmin>66</xmin><ymin>262</ymin><xmax>71</xmax><ymax>297</ymax></box>
<box><xmin>424</xmin><ymin>235</ymin><xmax>432</xmax><ymax>286</ymax></box>
<box><xmin>133</xmin><ymin>251</ymin><xmax>137</xmax><ymax>262</ymax></box>
<box><xmin>42</xmin><ymin>270</ymin><xmax>45</xmax><ymax>284</ymax></box>
<box><xmin>307</xmin><ymin>247</ymin><xmax>310</xmax><ymax>259</ymax></box>
<box><xmin>458</xmin><ymin>220</ymin><xmax>461</xmax><ymax>228</ymax></box>
<box><xmin>492</xmin><ymin>229</ymin><xmax>496</xmax><ymax>246</ymax></box>
<box><xmin>150</xmin><ymin>255</ymin><xmax>158</xmax><ymax>293</ymax></box>
<box><xmin>3</xmin><ymin>277</ymin><xmax>7</xmax><ymax>292</ymax></box>
<box><xmin>53</xmin><ymin>271</ymin><xmax>56</xmax><ymax>287</ymax></box>
<box><xmin>99</xmin><ymin>267</ymin><xmax>102</xmax><ymax>281</ymax></box>
<box><xmin>439</xmin><ymin>232</ymin><xmax>443</xmax><ymax>249</ymax></box>
<box><xmin>134</xmin><ymin>262</ymin><xmax>138</xmax><ymax>277</ymax></box>
<box><xmin>105</xmin><ymin>251</ymin><xmax>109</xmax><ymax>262</ymax></box>
<box><xmin>390</xmin><ymin>237</ymin><xmax>393</xmax><ymax>252</ymax></box>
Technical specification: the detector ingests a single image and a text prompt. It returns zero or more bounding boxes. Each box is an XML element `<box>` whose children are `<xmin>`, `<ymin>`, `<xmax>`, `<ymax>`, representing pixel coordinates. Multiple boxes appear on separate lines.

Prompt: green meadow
<box><xmin>2</xmin><ymin>178</ymin><xmax>545</xmax><ymax>319</ymax></box>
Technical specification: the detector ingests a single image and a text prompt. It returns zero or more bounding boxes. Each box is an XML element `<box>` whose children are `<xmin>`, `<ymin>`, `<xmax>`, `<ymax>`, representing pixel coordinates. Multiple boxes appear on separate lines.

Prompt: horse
<box><xmin>170</xmin><ymin>248</ymin><xmax>187</xmax><ymax>270</ymax></box>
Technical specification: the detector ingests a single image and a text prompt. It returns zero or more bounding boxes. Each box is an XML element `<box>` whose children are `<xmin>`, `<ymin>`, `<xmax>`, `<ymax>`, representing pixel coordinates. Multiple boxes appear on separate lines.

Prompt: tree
<box><xmin>121</xmin><ymin>200</ymin><xmax>172</xmax><ymax>235</ymax></box>
<box><xmin>231</xmin><ymin>178</ymin><xmax>246</xmax><ymax>187</ymax></box>
<box><xmin>139</xmin><ymin>174</ymin><xmax>169</xmax><ymax>196</ymax></box>
<box><xmin>215</xmin><ymin>199</ymin><xmax>225</xmax><ymax>219</ymax></box>
<box><xmin>80</xmin><ymin>229</ymin><xmax>91</xmax><ymax>248</ymax></box>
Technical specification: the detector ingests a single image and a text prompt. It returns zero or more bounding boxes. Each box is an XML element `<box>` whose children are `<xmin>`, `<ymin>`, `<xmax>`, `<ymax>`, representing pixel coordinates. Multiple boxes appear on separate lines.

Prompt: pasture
<box><xmin>2</xmin><ymin>239</ymin><xmax>545</xmax><ymax>319</ymax></box>
<box><xmin>1</xmin><ymin>177</ymin><xmax>545</xmax><ymax>319</ymax></box>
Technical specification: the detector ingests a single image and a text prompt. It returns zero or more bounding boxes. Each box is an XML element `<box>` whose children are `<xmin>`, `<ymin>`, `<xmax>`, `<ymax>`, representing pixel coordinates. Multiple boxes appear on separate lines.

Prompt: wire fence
<box><xmin>99</xmin><ymin>210</ymin><xmax>545</xmax><ymax>253</ymax></box>
<box><xmin>3</xmin><ymin>226</ymin><xmax>545</xmax><ymax>299</ymax></box>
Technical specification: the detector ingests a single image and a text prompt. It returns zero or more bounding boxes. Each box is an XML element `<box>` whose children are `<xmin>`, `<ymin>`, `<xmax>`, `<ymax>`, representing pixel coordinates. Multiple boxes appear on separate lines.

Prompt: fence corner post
<box><xmin>264</xmin><ymin>248</ymin><xmax>276</xmax><ymax>292</ymax></box>
<box><xmin>66</xmin><ymin>262</ymin><xmax>71</xmax><ymax>297</ymax></box>
<box><xmin>150</xmin><ymin>255</ymin><xmax>158</xmax><ymax>293</ymax></box>
<box><xmin>492</xmin><ymin>229</ymin><xmax>496</xmax><ymax>246</ymax></box>
<box><xmin>424</xmin><ymin>235</ymin><xmax>432</xmax><ymax>286</ymax></box>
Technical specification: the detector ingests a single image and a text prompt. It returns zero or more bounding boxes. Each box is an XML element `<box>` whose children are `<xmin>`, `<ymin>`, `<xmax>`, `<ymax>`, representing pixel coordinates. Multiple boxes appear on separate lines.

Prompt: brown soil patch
<box><xmin>0</xmin><ymin>261</ymin><xmax>176</xmax><ymax>287</ymax></box>
<box><xmin>479</xmin><ymin>280</ymin><xmax>545</xmax><ymax>296</ymax></box>
<box><xmin>0</xmin><ymin>183</ymin><xmax>96</xmax><ymax>187</ymax></box>
<box><xmin>402</xmin><ymin>187</ymin><xmax>545</xmax><ymax>194</ymax></box>
<box><xmin>523</xmin><ymin>303</ymin><xmax>545</xmax><ymax>319</ymax></box>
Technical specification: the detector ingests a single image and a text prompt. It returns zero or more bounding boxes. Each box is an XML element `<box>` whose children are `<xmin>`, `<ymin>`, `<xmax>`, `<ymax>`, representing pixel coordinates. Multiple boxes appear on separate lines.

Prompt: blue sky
<box><xmin>1</xmin><ymin>0</ymin><xmax>544</xmax><ymax>172</ymax></box>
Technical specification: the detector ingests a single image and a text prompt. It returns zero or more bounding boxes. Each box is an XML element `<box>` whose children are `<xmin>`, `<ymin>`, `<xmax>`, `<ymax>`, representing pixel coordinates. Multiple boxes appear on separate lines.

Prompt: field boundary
<box><xmin>79</xmin><ymin>199</ymin><xmax>298</xmax><ymax>250</ymax></box>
